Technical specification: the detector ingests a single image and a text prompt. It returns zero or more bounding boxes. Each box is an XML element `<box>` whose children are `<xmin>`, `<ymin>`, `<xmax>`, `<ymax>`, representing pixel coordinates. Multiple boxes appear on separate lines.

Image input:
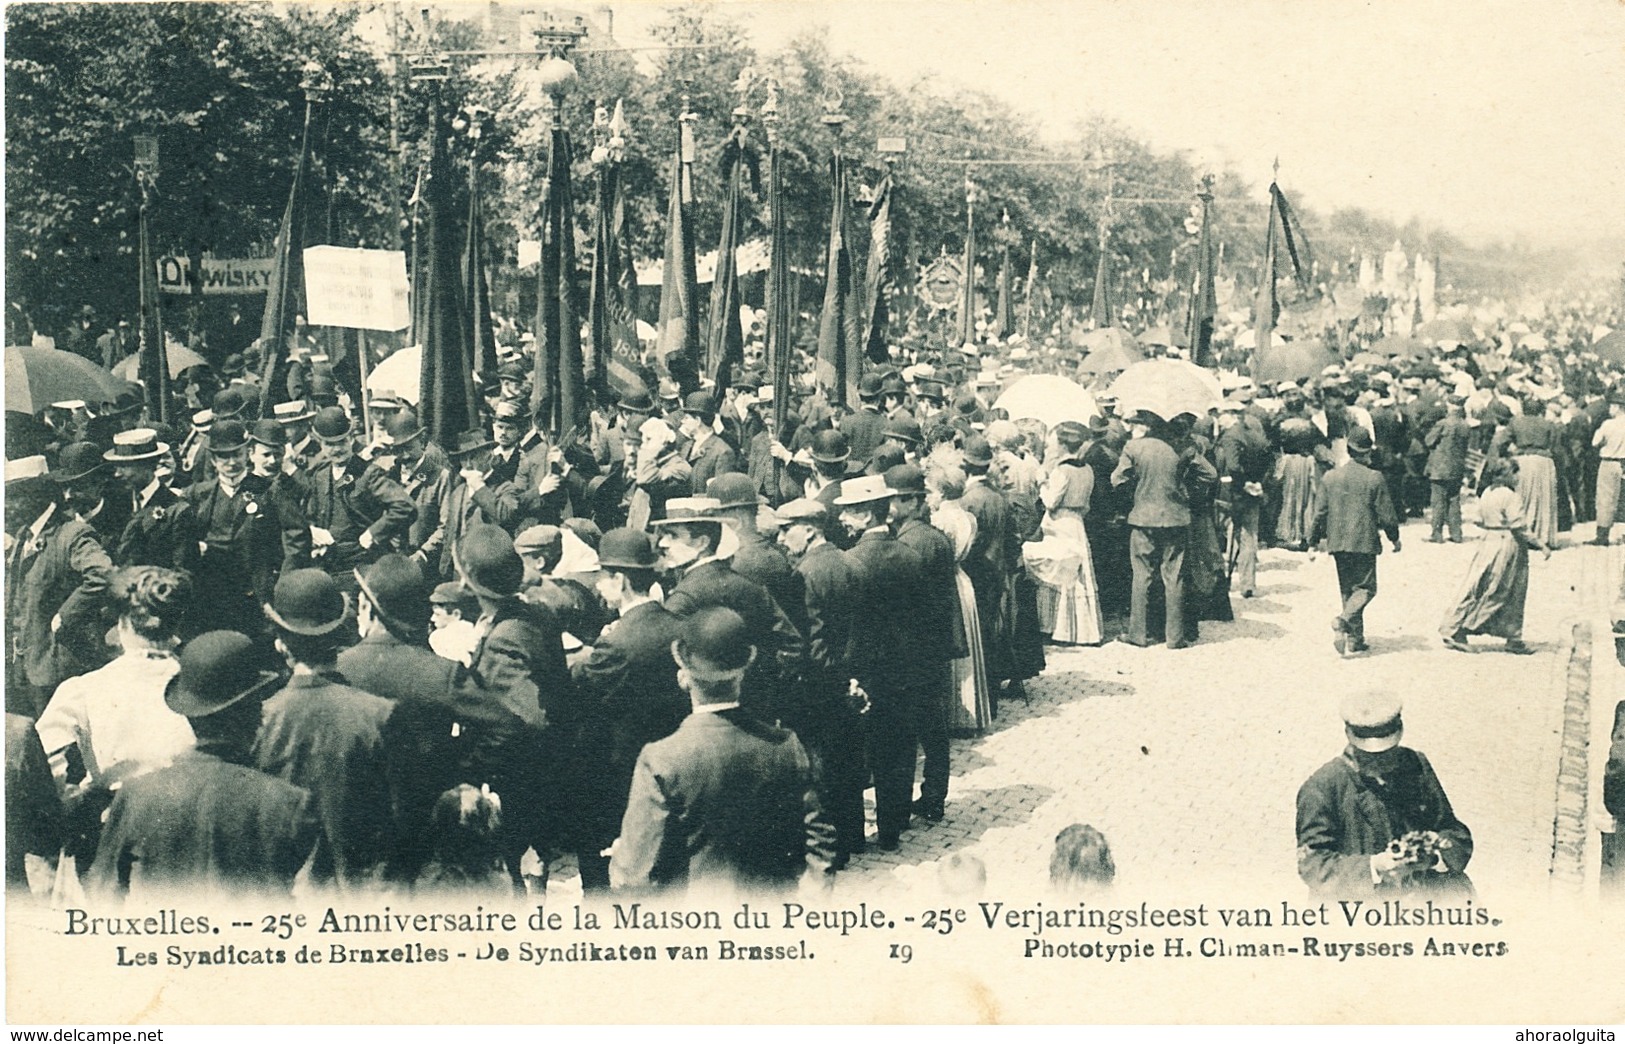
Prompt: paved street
<box><xmin>837</xmin><ymin>511</ymin><xmax>1596</xmax><ymax>901</ymax></box>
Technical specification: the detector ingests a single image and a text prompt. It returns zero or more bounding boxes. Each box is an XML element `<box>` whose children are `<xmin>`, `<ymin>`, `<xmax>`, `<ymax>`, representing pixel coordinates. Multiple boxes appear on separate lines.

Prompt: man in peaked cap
<box><xmin>181</xmin><ymin>418</ymin><xmax>311</xmax><ymax>643</ymax></box>
<box><xmin>304</xmin><ymin>406</ymin><xmax>415</xmax><ymax>583</ymax></box>
<box><xmin>1295</xmin><ymin>691</ymin><xmax>1473</xmax><ymax>897</ymax></box>
<box><xmin>105</xmin><ymin>428</ymin><xmax>196</xmax><ymax>573</ymax></box>
<box><xmin>610</xmin><ymin>606</ymin><xmax>836</xmax><ymax>893</ymax></box>
<box><xmin>89</xmin><ymin>630</ymin><xmax>318</xmax><ymax>897</ymax></box>
<box><xmin>571</xmin><ymin>528</ymin><xmax>689</xmax><ymax>890</ymax></box>
<box><xmin>252</xmin><ymin>569</ymin><xmax>395</xmax><ymax>884</ymax></box>
<box><xmin>836</xmin><ymin>472</ymin><xmax>926</xmax><ymax>850</ymax></box>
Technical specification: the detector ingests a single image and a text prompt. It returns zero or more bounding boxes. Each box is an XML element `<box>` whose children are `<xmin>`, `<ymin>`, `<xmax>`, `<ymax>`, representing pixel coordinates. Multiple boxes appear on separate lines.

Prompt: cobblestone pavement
<box><xmin>835</xmin><ymin>513</ymin><xmax>1596</xmax><ymax>901</ymax></box>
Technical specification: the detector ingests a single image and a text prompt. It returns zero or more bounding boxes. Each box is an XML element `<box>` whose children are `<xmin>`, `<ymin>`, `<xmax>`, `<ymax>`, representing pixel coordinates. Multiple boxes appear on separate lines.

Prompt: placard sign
<box><xmin>302</xmin><ymin>246</ymin><xmax>410</xmax><ymax>331</ymax></box>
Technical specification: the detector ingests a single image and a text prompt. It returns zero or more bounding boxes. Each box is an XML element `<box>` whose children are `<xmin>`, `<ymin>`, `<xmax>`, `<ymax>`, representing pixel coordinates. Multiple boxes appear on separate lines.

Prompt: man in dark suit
<box><xmin>181</xmin><ymin>420</ymin><xmax>310</xmax><ymax>642</ymax></box>
<box><xmin>681</xmin><ymin>391</ymin><xmax>743</xmax><ymax>496</ymax></box>
<box><xmin>438</xmin><ymin>429</ymin><xmax>500</xmax><ymax>580</ymax></box>
<box><xmin>609</xmin><ymin>607</ymin><xmax>836</xmax><ymax>893</ymax></box>
<box><xmin>1111</xmin><ymin>415</ymin><xmax>1212</xmax><ymax>649</ymax></box>
<box><xmin>1214</xmin><ymin>405</ymin><xmax>1271</xmax><ymax>599</ymax></box>
<box><xmin>838</xmin><ymin>473</ymin><xmax>925</xmax><ymax>850</ymax></box>
<box><xmin>304</xmin><ymin>407</ymin><xmax>415</xmax><ymax>583</ymax></box>
<box><xmin>960</xmin><ymin>436</ymin><xmax>1017</xmax><ymax>682</ymax></box>
<box><xmin>10</xmin><ymin>444</ymin><xmax>114</xmax><ymax>713</ymax></box>
<box><xmin>90</xmin><ymin>630</ymin><xmax>317</xmax><ymax>898</ymax></box>
<box><xmin>373</xmin><ymin>409</ymin><xmax>450</xmax><ymax>566</ymax></box>
<box><xmin>707</xmin><ymin>472</ymin><xmax>803</xmax><ymax>633</ymax></box>
<box><xmin>887</xmin><ymin>463</ymin><xmax>964</xmax><ymax>823</ymax></box>
<box><xmin>656</xmin><ymin>497</ymin><xmax>804</xmax><ymax>719</ymax></box>
<box><xmin>572</xmin><ymin>529</ymin><xmax>688</xmax><ymax>890</ymax></box>
<box><xmin>840</xmin><ymin>374</ymin><xmax>888</xmax><ymax>466</ymax></box>
<box><xmin>1424</xmin><ymin>397</ymin><xmax>1472</xmax><ymax>543</ymax></box>
<box><xmin>1312</xmin><ymin>427</ymin><xmax>1402</xmax><ymax>656</ymax></box>
<box><xmin>776</xmin><ymin>498</ymin><xmax>866</xmax><ymax>864</ymax></box>
<box><xmin>253</xmin><ymin>569</ymin><xmax>395</xmax><ymax>886</ymax></box>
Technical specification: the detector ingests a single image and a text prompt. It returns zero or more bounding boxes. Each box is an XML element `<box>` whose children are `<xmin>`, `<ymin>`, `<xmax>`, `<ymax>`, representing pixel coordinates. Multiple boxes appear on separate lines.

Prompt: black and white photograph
<box><xmin>4</xmin><ymin>0</ymin><xmax>1624</xmax><ymax>1028</ymax></box>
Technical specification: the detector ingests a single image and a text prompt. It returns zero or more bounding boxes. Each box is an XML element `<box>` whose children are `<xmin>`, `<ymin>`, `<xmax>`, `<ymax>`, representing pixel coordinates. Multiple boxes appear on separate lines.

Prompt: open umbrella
<box><xmin>1107</xmin><ymin>358</ymin><xmax>1222</xmax><ymax>421</ymax></box>
<box><xmin>1233</xmin><ymin>328</ymin><xmax>1287</xmax><ymax>350</ymax></box>
<box><xmin>1374</xmin><ymin>334</ymin><xmax>1427</xmax><ymax>358</ymax></box>
<box><xmin>1591</xmin><ymin>328</ymin><xmax>1625</xmax><ymax>365</ymax></box>
<box><xmin>993</xmin><ymin>374</ymin><xmax>1099</xmax><ymax>429</ymax></box>
<box><xmin>1253</xmin><ymin>339</ymin><xmax>1337</xmax><ymax>382</ymax></box>
<box><xmin>1415</xmin><ymin>317</ymin><xmax>1471</xmax><ymax>345</ymax></box>
<box><xmin>112</xmin><ymin>340</ymin><xmax>207</xmax><ymax>382</ymax></box>
<box><xmin>1349</xmin><ymin>351</ymin><xmax>1387</xmax><ymax>368</ymax></box>
<box><xmin>5</xmin><ymin>346</ymin><xmax>131</xmax><ymax>414</ymax></box>
<box><xmin>366</xmin><ymin>345</ymin><xmax>422</xmax><ymax>405</ymax></box>
<box><xmin>1140</xmin><ymin>325</ymin><xmax>1189</xmax><ymax>350</ymax></box>
<box><xmin>1074</xmin><ymin>328</ymin><xmax>1144</xmax><ymax>375</ymax></box>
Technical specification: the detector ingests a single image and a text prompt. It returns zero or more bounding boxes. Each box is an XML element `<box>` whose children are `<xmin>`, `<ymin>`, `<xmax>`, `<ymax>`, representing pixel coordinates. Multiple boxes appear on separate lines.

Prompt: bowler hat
<box><xmin>104</xmin><ymin>388</ymin><xmax>144</xmax><ymax>418</ymax></box>
<box><xmin>264</xmin><ymin>568</ymin><xmax>350</xmax><ymax>636</ymax></box>
<box><xmin>384</xmin><ymin>409</ymin><xmax>425</xmax><ymax>445</ymax></box>
<box><xmin>212</xmin><ymin>388</ymin><xmax>246</xmax><ymax>420</ymax></box>
<box><xmin>354</xmin><ymin>554</ymin><xmax>430</xmax><ymax>639</ymax></box>
<box><xmin>248</xmin><ymin>419</ymin><xmax>285</xmax><ymax>448</ymax></box>
<box><xmin>619</xmin><ymin>386</ymin><xmax>656</xmax><ymax>414</ymax></box>
<box><xmin>961</xmin><ymin>435</ymin><xmax>994</xmax><ymax>468</ymax></box>
<box><xmin>207</xmin><ymin>419</ymin><xmax>249</xmax><ymax>455</ymax></box>
<box><xmin>1346</xmin><ymin>426</ymin><xmax>1375</xmax><ymax>454</ymax></box>
<box><xmin>53</xmin><ymin>442</ymin><xmax>108</xmax><ymax>484</ymax></box>
<box><xmin>1340</xmin><ymin>690</ymin><xmax>1403</xmax><ymax>752</ymax></box>
<box><xmin>1054</xmin><ymin>420</ymin><xmax>1089</xmax><ymax>447</ymax></box>
<box><xmin>879</xmin><ymin>374</ymin><xmax>906</xmax><ymax>397</ymax></box>
<box><xmin>165</xmin><ymin>631</ymin><xmax>280</xmax><ymax>718</ymax></box>
<box><xmin>498</xmin><ymin>361</ymin><xmax>527</xmax><ymax>382</ymax></box>
<box><xmin>810</xmin><ymin>429</ymin><xmax>851</xmax><ymax>464</ymax></box>
<box><xmin>834</xmin><ymin>473</ymin><xmax>896</xmax><ymax>506</ymax></box>
<box><xmin>857</xmin><ymin>373</ymin><xmax>885</xmax><ymax>400</ymax></box>
<box><xmin>883</xmin><ymin>463</ymin><xmax>927</xmax><ymax>496</ymax></box>
<box><xmin>884</xmin><ymin>417</ymin><xmax>924</xmax><ymax>446</ymax></box>
<box><xmin>312</xmin><ymin>406</ymin><xmax>352</xmax><ymax>441</ymax></box>
<box><xmin>597</xmin><ymin>527</ymin><xmax>660</xmax><ymax>571</ymax></box>
<box><xmin>103</xmin><ymin>427</ymin><xmax>168</xmax><ymax>463</ymax></box>
<box><xmin>915</xmin><ymin>379</ymin><xmax>946</xmax><ymax>403</ymax></box>
<box><xmin>707</xmin><ymin>472</ymin><xmax>761</xmax><ymax>510</ymax></box>
<box><xmin>454</xmin><ymin>525</ymin><xmax>525</xmax><ymax>600</ymax></box>
<box><xmin>681</xmin><ymin>390</ymin><xmax>717</xmax><ymax>416</ymax></box>
<box><xmin>448</xmin><ymin>428</ymin><xmax>496</xmax><ymax>458</ymax></box>
<box><xmin>672</xmin><ymin>606</ymin><xmax>756</xmax><ymax>684</ymax></box>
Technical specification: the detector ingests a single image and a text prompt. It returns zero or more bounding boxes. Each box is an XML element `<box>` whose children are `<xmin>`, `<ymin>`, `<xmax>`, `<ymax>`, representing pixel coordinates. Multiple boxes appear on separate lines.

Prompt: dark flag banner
<box><xmin>706</xmin><ymin>120</ymin><xmax>756</xmax><ymax>392</ymax></box>
<box><xmin>764</xmin><ymin>129</ymin><xmax>792</xmax><ymax>435</ymax></box>
<box><xmin>1091</xmin><ymin>227</ymin><xmax>1115</xmax><ymax>329</ymax></box>
<box><xmin>134</xmin><ymin>167</ymin><xmax>168</xmax><ymax>425</ymax></box>
<box><xmin>532</xmin><ymin>119</ymin><xmax>585</xmax><ymax>436</ymax></box>
<box><xmin>1021</xmin><ymin>239</ymin><xmax>1038</xmax><ymax>338</ymax></box>
<box><xmin>1252</xmin><ymin>180</ymin><xmax>1310</xmax><ymax>379</ymax></box>
<box><xmin>1187</xmin><ymin>194</ymin><xmax>1217</xmax><ymax>368</ymax></box>
<box><xmin>656</xmin><ymin>122</ymin><xmax>701</xmax><ymax>395</ymax></box>
<box><xmin>816</xmin><ymin>142</ymin><xmax>862</xmax><ymax>407</ymax></box>
<box><xmin>861</xmin><ymin>171</ymin><xmax>894</xmax><ymax>366</ymax></box>
<box><xmin>588</xmin><ymin>101</ymin><xmax>644</xmax><ymax>401</ymax></box>
<box><xmin>463</xmin><ymin>161</ymin><xmax>498</xmax><ymax>384</ymax></box>
<box><xmin>957</xmin><ymin>175</ymin><xmax>977</xmax><ymax>348</ymax></box>
<box><xmin>416</xmin><ymin>115</ymin><xmax>477</xmax><ymax>449</ymax></box>
<box><xmin>257</xmin><ymin>99</ymin><xmax>316</xmax><ymax>413</ymax></box>
<box><xmin>993</xmin><ymin>237</ymin><xmax>1013</xmax><ymax>341</ymax></box>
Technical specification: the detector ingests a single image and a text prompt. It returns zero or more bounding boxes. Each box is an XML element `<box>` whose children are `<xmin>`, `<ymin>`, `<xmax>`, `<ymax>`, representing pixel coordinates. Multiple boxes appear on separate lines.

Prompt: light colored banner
<box><xmin>301</xmin><ymin>246</ymin><xmax>410</xmax><ymax>332</ymax></box>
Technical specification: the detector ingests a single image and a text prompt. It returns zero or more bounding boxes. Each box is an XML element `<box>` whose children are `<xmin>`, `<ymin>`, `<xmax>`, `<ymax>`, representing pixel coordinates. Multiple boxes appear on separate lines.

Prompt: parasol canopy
<box><xmin>1233</xmin><ymin>328</ymin><xmax>1287</xmax><ymax>350</ymax></box>
<box><xmin>366</xmin><ymin>345</ymin><xmax>422</xmax><ymax>405</ymax></box>
<box><xmin>1415</xmin><ymin>317</ymin><xmax>1472</xmax><ymax>345</ymax></box>
<box><xmin>1349</xmin><ymin>351</ymin><xmax>1387</xmax><ymax>368</ymax></box>
<box><xmin>1107</xmin><ymin>357</ymin><xmax>1222</xmax><ymax>422</ymax></box>
<box><xmin>1591</xmin><ymin>328</ymin><xmax>1625</xmax><ymax>365</ymax></box>
<box><xmin>5</xmin><ymin>346</ymin><xmax>132</xmax><ymax>415</ymax></box>
<box><xmin>993</xmin><ymin>374</ymin><xmax>1099</xmax><ymax>429</ymax></box>
<box><xmin>112</xmin><ymin>340</ymin><xmax>207</xmax><ymax>382</ymax></box>
<box><xmin>1074</xmin><ymin>327</ymin><xmax>1144</xmax><ymax>374</ymax></box>
<box><xmin>1253</xmin><ymin>339</ymin><xmax>1338</xmax><ymax>382</ymax></box>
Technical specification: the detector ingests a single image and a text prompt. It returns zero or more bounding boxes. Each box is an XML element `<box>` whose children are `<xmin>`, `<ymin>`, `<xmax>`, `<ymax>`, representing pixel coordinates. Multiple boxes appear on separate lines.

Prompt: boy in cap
<box><xmin>1295</xmin><ymin>691</ymin><xmax>1472</xmax><ymax>896</ymax></box>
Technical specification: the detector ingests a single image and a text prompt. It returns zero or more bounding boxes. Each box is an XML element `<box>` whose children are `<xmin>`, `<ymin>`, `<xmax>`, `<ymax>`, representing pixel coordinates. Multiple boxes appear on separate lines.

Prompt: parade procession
<box><xmin>7</xmin><ymin>0</ymin><xmax>1625</xmax><ymax>925</ymax></box>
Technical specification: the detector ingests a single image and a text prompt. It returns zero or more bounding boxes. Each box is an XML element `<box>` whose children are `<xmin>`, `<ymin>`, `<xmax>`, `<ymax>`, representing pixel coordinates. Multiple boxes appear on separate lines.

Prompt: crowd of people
<box><xmin>5</xmin><ymin>282</ymin><xmax>1625</xmax><ymax>901</ymax></box>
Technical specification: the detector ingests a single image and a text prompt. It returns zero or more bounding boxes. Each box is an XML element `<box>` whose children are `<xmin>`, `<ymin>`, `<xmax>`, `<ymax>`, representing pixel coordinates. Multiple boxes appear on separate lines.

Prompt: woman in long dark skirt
<box><xmin>1441</xmin><ymin>458</ymin><xmax>1551</xmax><ymax>654</ymax></box>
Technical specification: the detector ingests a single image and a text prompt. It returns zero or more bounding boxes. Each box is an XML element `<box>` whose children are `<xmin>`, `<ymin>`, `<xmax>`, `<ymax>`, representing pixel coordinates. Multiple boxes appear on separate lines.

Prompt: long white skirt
<box><xmin>1024</xmin><ymin>513</ymin><xmax>1104</xmax><ymax>645</ymax></box>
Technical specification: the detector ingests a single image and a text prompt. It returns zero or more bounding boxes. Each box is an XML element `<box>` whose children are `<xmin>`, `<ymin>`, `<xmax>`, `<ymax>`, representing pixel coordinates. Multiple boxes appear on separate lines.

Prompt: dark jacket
<box><xmin>842</xmin><ymin>527</ymin><xmax>925</xmax><ymax>694</ymax></box>
<box><xmin>12</xmin><ymin>510</ymin><xmax>113</xmax><ymax>700</ymax></box>
<box><xmin>1312</xmin><ymin>458</ymin><xmax>1399</xmax><ymax>554</ymax></box>
<box><xmin>305</xmin><ymin>457</ymin><xmax>416</xmax><ymax>571</ymax></box>
<box><xmin>1112</xmin><ymin>434</ymin><xmax>1196</xmax><ymax>528</ymax></box>
<box><xmin>7</xmin><ymin>712</ymin><xmax>62</xmax><ymax>887</ymax></box>
<box><xmin>894</xmin><ymin>516</ymin><xmax>967</xmax><ymax>664</ymax></box>
<box><xmin>688</xmin><ymin>433</ymin><xmax>744</xmax><ymax>496</ymax></box>
<box><xmin>840</xmin><ymin>408</ymin><xmax>887</xmax><ymax>466</ymax></box>
<box><xmin>665</xmin><ymin>559</ymin><xmax>804</xmax><ymax>681</ymax></box>
<box><xmin>392</xmin><ymin>456</ymin><xmax>452</xmax><ymax>561</ymax></box>
<box><xmin>253</xmin><ymin>670</ymin><xmax>395</xmax><ymax>884</ymax></box>
<box><xmin>90</xmin><ymin>751</ymin><xmax>317</xmax><ymax>897</ymax></box>
<box><xmin>1424</xmin><ymin>415</ymin><xmax>1473</xmax><ymax>482</ymax></box>
<box><xmin>609</xmin><ymin>709</ymin><xmax>836</xmax><ymax>892</ymax></box>
<box><xmin>793</xmin><ymin>541</ymin><xmax>861</xmax><ymax>692</ymax></box>
<box><xmin>1295</xmin><ymin>746</ymin><xmax>1473</xmax><ymax>896</ymax></box>
<box><xmin>182</xmin><ymin>473</ymin><xmax>308</xmax><ymax>611</ymax></box>
<box><xmin>114</xmin><ymin>484</ymin><xmax>199</xmax><ymax>572</ymax></box>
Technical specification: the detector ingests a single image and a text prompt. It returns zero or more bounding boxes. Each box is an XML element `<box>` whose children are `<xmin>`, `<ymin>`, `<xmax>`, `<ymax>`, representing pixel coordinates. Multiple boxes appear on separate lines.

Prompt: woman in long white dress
<box><xmin>926</xmin><ymin>461</ymin><xmax>993</xmax><ymax>735</ymax></box>
<box><xmin>1022</xmin><ymin>422</ymin><xmax>1104</xmax><ymax>645</ymax></box>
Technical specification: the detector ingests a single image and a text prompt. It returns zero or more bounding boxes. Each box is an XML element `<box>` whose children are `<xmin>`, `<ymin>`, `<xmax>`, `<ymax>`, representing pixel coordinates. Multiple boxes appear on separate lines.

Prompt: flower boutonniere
<box><xmin>150</xmin><ymin>506</ymin><xmax>167</xmax><ymax>522</ymax></box>
<box><xmin>242</xmin><ymin>494</ymin><xmax>260</xmax><ymax>516</ymax></box>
